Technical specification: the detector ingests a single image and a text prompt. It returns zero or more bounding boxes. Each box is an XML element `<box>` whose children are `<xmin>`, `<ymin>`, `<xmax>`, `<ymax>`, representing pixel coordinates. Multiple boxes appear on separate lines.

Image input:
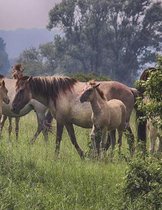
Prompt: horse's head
<box><xmin>0</xmin><ymin>79</ymin><xmax>10</xmax><ymax>104</ymax></box>
<box><xmin>12</xmin><ymin>76</ymin><xmax>32</xmax><ymax>114</ymax></box>
<box><xmin>80</xmin><ymin>81</ymin><xmax>100</xmax><ymax>103</ymax></box>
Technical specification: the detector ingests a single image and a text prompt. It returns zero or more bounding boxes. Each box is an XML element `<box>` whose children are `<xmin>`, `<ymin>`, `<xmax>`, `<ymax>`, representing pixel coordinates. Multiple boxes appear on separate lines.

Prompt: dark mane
<box><xmin>88</xmin><ymin>80</ymin><xmax>106</xmax><ymax>100</ymax></box>
<box><xmin>20</xmin><ymin>76</ymin><xmax>77</xmax><ymax>105</ymax></box>
<box><xmin>96</xmin><ymin>87</ymin><xmax>106</xmax><ymax>100</ymax></box>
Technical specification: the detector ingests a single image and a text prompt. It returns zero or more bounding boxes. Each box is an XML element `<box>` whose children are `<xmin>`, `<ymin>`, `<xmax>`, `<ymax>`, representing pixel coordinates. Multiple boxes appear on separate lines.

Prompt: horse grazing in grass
<box><xmin>80</xmin><ymin>81</ymin><xmax>126</xmax><ymax>155</ymax></box>
<box><xmin>12</xmin><ymin>75</ymin><xmax>136</xmax><ymax>158</ymax></box>
<box><xmin>1</xmin><ymin>72</ymin><xmax>52</xmax><ymax>142</ymax></box>
<box><xmin>137</xmin><ymin>67</ymin><xmax>162</xmax><ymax>153</ymax></box>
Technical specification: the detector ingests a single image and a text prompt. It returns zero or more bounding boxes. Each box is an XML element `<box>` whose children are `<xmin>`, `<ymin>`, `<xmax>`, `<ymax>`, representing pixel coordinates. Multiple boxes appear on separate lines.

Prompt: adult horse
<box><xmin>136</xmin><ymin>67</ymin><xmax>162</xmax><ymax>153</ymax></box>
<box><xmin>1</xmin><ymin>76</ymin><xmax>51</xmax><ymax>142</ymax></box>
<box><xmin>80</xmin><ymin>81</ymin><xmax>126</xmax><ymax>155</ymax></box>
<box><xmin>12</xmin><ymin>75</ymin><xmax>136</xmax><ymax>158</ymax></box>
<box><xmin>1</xmin><ymin>64</ymin><xmax>23</xmax><ymax>140</ymax></box>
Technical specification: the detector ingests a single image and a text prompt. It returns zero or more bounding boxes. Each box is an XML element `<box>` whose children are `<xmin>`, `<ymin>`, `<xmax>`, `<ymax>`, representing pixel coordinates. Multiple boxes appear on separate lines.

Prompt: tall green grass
<box><xmin>1</xmin><ymin>111</ymin><xmax>161</xmax><ymax>209</ymax></box>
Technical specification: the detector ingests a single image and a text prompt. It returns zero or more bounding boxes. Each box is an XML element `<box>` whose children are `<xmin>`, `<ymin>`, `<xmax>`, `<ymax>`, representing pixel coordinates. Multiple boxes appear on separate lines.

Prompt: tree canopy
<box><xmin>17</xmin><ymin>0</ymin><xmax>162</xmax><ymax>85</ymax></box>
<box><xmin>0</xmin><ymin>37</ymin><xmax>10</xmax><ymax>75</ymax></box>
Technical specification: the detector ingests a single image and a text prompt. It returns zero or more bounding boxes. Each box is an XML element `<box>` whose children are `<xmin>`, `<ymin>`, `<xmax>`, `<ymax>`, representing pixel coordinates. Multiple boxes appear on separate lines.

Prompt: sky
<box><xmin>0</xmin><ymin>0</ymin><xmax>61</xmax><ymax>30</ymax></box>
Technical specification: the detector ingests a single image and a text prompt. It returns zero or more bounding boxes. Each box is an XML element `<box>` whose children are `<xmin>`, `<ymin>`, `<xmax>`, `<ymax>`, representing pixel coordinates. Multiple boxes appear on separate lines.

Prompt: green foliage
<box><xmin>0</xmin><ymin>37</ymin><xmax>10</xmax><ymax>75</ymax></box>
<box><xmin>67</xmin><ymin>72</ymin><xmax>110</xmax><ymax>81</ymax></box>
<box><xmin>47</xmin><ymin>0</ymin><xmax>162</xmax><ymax>84</ymax></box>
<box><xmin>136</xmin><ymin>55</ymin><xmax>162</xmax><ymax>128</ymax></box>
<box><xmin>123</xmin><ymin>157</ymin><xmax>162</xmax><ymax>209</ymax></box>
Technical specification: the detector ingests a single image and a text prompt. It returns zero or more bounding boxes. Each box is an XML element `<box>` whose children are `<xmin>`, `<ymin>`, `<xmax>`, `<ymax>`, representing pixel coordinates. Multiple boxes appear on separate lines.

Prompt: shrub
<box><xmin>123</xmin><ymin>156</ymin><xmax>162</xmax><ymax>209</ymax></box>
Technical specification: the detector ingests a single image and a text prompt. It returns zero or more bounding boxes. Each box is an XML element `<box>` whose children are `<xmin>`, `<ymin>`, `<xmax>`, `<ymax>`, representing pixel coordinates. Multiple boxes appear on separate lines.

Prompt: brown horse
<box><xmin>80</xmin><ymin>81</ymin><xmax>126</xmax><ymax>155</ymax></box>
<box><xmin>12</xmin><ymin>75</ymin><xmax>136</xmax><ymax>158</ymax></box>
<box><xmin>137</xmin><ymin>67</ymin><xmax>162</xmax><ymax>153</ymax></box>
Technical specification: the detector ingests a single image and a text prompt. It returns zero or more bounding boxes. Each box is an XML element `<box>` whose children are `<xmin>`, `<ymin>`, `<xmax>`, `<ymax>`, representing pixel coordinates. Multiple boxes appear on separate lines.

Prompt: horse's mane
<box><xmin>17</xmin><ymin>76</ymin><xmax>77</xmax><ymax>105</ymax></box>
<box><xmin>89</xmin><ymin>80</ymin><xmax>106</xmax><ymax>100</ymax></box>
<box><xmin>140</xmin><ymin>67</ymin><xmax>156</xmax><ymax>81</ymax></box>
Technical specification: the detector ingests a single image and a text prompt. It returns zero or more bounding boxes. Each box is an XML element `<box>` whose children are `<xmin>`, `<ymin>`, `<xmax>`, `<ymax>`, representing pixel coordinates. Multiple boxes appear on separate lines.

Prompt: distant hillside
<box><xmin>0</xmin><ymin>28</ymin><xmax>60</xmax><ymax>59</ymax></box>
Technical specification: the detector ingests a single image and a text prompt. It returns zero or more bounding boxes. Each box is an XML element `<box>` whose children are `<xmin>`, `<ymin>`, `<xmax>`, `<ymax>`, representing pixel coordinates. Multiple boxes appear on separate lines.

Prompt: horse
<box><xmin>137</xmin><ymin>67</ymin><xmax>162</xmax><ymax>153</ymax></box>
<box><xmin>0</xmin><ymin>64</ymin><xmax>24</xmax><ymax>140</ymax></box>
<box><xmin>12</xmin><ymin>75</ymin><xmax>137</xmax><ymax>158</ymax></box>
<box><xmin>80</xmin><ymin>81</ymin><xmax>126</xmax><ymax>155</ymax></box>
<box><xmin>0</xmin><ymin>75</ymin><xmax>52</xmax><ymax>142</ymax></box>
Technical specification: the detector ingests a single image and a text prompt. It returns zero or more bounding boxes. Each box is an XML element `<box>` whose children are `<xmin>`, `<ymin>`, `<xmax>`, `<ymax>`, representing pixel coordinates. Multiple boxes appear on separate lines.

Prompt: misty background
<box><xmin>0</xmin><ymin>0</ymin><xmax>162</xmax><ymax>85</ymax></box>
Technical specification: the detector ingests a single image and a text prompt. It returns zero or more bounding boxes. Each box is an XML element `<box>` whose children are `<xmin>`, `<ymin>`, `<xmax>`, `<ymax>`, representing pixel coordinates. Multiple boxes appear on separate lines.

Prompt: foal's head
<box><xmin>80</xmin><ymin>81</ymin><xmax>104</xmax><ymax>103</ymax></box>
<box><xmin>0</xmin><ymin>79</ymin><xmax>10</xmax><ymax>104</ymax></box>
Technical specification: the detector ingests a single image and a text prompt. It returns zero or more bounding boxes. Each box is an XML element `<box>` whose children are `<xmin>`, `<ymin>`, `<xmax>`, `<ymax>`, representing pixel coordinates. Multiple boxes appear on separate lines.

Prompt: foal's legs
<box><xmin>65</xmin><ymin>123</ymin><xmax>84</xmax><ymax>158</ymax></box>
<box><xmin>109</xmin><ymin>130</ymin><xmax>116</xmax><ymax>158</ymax></box>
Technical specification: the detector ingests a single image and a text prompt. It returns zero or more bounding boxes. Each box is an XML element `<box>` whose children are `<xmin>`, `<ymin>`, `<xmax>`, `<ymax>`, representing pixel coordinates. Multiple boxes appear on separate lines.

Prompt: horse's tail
<box><xmin>130</xmin><ymin>87</ymin><xmax>147</xmax><ymax>146</ymax></box>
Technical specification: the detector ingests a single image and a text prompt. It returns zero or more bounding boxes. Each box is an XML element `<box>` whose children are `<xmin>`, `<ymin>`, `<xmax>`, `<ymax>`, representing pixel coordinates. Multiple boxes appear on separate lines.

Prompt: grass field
<box><xmin>0</xmin><ymin>111</ymin><xmax>161</xmax><ymax>210</ymax></box>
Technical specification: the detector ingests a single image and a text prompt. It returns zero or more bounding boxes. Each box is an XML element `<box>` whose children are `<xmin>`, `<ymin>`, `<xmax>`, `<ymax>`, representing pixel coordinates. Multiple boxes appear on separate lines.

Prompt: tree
<box><xmin>47</xmin><ymin>0</ymin><xmax>162</xmax><ymax>85</ymax></box>
<box><xmin>0</xmin><ymin>37</ymin><xmax>10</xmax><ymax>75</ymax></box>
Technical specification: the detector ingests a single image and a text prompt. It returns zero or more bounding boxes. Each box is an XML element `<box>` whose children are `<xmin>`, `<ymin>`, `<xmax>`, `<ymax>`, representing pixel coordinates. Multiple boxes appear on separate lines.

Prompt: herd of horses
<box><xmin>0</xmin><ymin>64</ymin><xmax>161</xmax><ymax>158</ymax></box>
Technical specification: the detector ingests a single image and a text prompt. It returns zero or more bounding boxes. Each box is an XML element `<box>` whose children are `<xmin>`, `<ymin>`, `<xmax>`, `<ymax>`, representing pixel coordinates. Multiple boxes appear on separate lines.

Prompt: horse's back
<box><xmin>107</xmin><ymin>99</ymin><xmax>126</xmax><ymax>130</ymax></box>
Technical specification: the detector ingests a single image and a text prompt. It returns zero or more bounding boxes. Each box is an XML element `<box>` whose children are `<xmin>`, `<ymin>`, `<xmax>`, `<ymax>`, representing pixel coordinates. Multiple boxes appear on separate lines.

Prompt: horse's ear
<box><xmin>0</xmin><ymin>80</ymin><xmax>5</xmax><ymax>87</ymax></box>
<box><xmin>2</xmin><ymin>80</ymin><xmax>5</xmax><ymax>87</ymax></box>
<box><xmin>27</xmin><ymin>76</ymin><xmax>32</xmax><ymax>82</ymax></box>
<box><xmin>94</xmin><ymin>83</ymin><xmax>100</xmax><ymax>88</ymax></box>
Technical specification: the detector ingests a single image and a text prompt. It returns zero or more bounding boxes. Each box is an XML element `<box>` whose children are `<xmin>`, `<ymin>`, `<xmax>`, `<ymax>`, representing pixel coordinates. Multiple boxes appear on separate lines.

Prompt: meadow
<box><xmin>0</xmin><ymin>111</ymin><xmax>161</xmax><ymax>210</ymax></box>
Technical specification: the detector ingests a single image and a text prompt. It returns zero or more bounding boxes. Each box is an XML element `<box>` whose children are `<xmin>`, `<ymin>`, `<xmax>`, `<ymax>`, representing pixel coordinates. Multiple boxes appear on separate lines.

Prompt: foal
<box><xmin>80</xmin><ymin>81</ymin><xmax>126</xmax><ymax>155</ymax></box>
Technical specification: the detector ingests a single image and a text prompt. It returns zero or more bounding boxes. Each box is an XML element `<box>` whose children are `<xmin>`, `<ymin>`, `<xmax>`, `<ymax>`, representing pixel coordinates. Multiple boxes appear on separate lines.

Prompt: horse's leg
<box><xmin>30</xmin><ymin>112</ymin><xmax>46</xmax><ymax>144</ymax></box>
<box><xmin>109</xmin><ymin>130</ymin><xmax>116</xmax><ymax>158</ymax></box>
<box><xmin>15</xmin><ymin>117</ymin><xmax>20</xmax><ymax>141</ymax></box>
<box><xmin>8</xmin><ymin>117</ymin><xmax>12</xmax><ymax>141</ymax></box>
<box><xmin>90</xmin><ymin>125</ymin><xmax>98</xmax><ymax>157</ymax></box>
<box><xmin>65</xmin><ymin>123</ymin><xmax>84</xmax><ymax>158</ymax></box>
<box><xmin>157</xmin><ymin>135</ymin><xmax>162</xmax><ymax>153</ymax></box>
<box><xmin>117</xmin><ymin>130</ymin><xmax>123</xmax><ymax>155</ymax></box>
<box><xmin>0</xmin><ymin>115</ymin><xmax>7</xmax><ymax>137</ymax></box>
<box><xmin>125</xmin><ymin>125</ymin><xmax>135</xmax><ymax>156</ymax></box>
<box><xmin>105</xmin><ymin>130</ymin><xmax>116</xmax><ymax>151</ymax></box>
<box><xmin>55</xmin><ymin>122</ymin><xmax>64</xmax><ymax>156</ymax></box>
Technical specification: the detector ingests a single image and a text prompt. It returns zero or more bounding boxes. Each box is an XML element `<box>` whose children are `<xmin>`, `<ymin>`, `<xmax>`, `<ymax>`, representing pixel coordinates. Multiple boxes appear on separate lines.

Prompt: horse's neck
<box><xmin>90</xmin><ymin>90</ymin><xmax>106</xmax><ymax>115</ymax></box>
